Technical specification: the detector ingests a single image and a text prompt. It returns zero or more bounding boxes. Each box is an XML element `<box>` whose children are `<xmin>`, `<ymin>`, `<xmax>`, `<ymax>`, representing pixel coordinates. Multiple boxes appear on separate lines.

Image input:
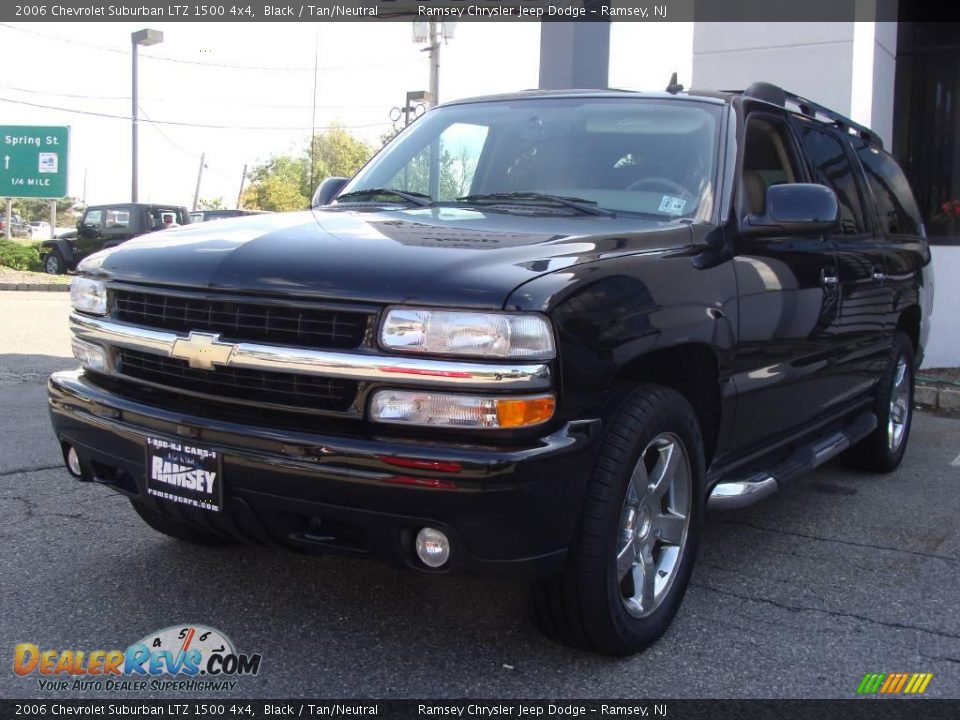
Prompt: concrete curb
<box><xmin>0</xmin><ymin>283</ymin><xmax>70</xmax><ymax>292</ymax></box>
<box><xmin>915</xmin><ymin>384</ymin><xmax>960</xmax><ymax>413</ymax></box>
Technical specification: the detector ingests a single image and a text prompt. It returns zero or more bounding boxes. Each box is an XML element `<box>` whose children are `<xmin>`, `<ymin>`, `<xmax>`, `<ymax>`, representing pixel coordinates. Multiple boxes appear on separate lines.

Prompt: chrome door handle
<box><xmin>821</xmin><ymin>268</ymin><xmax>839</xmax><ymax>286</ymax></box>
<box><xmin>873</xmin><ymin>269</ymin><xmax>887</xmax><ymax>282</ymax></box>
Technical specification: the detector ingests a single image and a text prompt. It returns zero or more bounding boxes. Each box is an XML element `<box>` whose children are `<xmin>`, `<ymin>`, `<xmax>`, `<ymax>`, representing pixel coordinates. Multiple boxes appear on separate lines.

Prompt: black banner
<box><xmin>3</xmin><ymin>0</ymin><xmax>960</xmax><ymax>23</ymax></box>
<box><xmin>2</xmin><ymin>701</ymin><xmax>960</xmax><ymax>720</ymax></box>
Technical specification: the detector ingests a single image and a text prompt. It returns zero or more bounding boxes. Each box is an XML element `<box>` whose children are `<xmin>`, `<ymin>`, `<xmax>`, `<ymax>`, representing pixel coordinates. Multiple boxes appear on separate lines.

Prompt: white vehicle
<box><xmin>28</xmin><ymin>221</ymin><xmax>52</xmax><ymax>240</ymax></box>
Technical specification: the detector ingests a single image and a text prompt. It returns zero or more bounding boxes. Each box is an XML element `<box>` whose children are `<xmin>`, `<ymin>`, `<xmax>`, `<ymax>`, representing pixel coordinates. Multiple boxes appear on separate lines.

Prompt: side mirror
<box><xmin>744</xmin><ymin>183</ymin><xmax>839</xmax><ymax>237</ymax></box>
<box><xmin>311</xmin><ymin>177</ymin><xmax>349</xmax><ymax>208</ymax></box>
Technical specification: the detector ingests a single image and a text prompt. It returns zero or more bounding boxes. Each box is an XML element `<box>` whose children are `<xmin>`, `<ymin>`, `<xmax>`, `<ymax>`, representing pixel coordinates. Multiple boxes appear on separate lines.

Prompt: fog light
<box><xmin>415</xmin><ymin>527</ymin><xmax>450</xmax><ymax>568</ymax></box>
<box><xmin>71</xmin><ymin>337</ymin><xmax>108</xmax><ymax>372</ymax></box>
<box><xmin>65</xmin><ymin>446</ymin><xmax>82</xmax><ymax>477</ymax></box>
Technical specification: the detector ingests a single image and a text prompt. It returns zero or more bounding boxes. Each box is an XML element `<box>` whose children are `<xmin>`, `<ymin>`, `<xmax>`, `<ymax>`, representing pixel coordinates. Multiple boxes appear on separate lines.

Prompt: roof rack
<box><xmin>741</xmin><ymin>81</ymin><xmax>883</xmax><ymax>149</ymax></box>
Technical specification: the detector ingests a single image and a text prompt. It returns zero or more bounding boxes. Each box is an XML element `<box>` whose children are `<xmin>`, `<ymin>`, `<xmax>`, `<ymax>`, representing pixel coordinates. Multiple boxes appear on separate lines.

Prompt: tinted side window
<box><xmin>740</xmin><ymin>116</ymin><xmax>802</xmax><ymax>215</ymax></box>
<box><xmin>855</xmin><ymin>145</ymin><xmax>924</xmax><ymax>237</ymax></box>
<box><xmin>798</xmin><ymin>126</ymin><xmax>865</xmax><ymax>235</ymax></box>
<box><xmin>103</xmin><ymin>208</ymin><xmax>131</xmax><ymax>231</ymax></box>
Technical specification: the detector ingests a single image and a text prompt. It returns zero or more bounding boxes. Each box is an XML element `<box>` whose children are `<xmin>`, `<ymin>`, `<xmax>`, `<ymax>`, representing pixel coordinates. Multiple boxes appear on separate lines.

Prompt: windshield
<box><xmin>339</xmin><ymin>97</ymin><xmax>722</xmax><ymax>219</ymax></box>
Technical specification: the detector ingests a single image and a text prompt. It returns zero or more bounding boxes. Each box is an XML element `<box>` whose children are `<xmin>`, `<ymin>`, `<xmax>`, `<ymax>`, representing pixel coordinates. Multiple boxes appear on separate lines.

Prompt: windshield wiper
<box><xmin>335</xmin><ymin>187</ymin><xmax>432</xmax><ymax>207</ymax></box>
<box><xmin>456</xmin><ymin>192</ymin><xmax>617</xmax><ymax>217</ymax></box>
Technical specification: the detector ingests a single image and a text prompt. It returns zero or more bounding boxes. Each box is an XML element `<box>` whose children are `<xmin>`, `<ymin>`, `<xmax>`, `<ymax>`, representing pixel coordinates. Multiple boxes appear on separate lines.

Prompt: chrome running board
<box><xmin>708</xmin><ymin>411</ymin><xmax>877</xmax><ymax>511</ymax></box>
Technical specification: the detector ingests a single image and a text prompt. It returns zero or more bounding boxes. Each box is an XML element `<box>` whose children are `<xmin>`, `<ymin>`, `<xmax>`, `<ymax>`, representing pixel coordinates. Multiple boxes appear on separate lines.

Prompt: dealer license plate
<box><xmin>145</xmin><ymin>436</ymin><xmax>222</xmax><ymax>513</ymax></box>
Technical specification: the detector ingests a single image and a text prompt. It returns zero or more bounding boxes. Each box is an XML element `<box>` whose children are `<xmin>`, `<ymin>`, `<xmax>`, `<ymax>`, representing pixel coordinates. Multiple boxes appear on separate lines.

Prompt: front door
<box><xmin>728</xmin><ymin>113</ymin><xmax>842</xmax><ymax>454</ymax></box>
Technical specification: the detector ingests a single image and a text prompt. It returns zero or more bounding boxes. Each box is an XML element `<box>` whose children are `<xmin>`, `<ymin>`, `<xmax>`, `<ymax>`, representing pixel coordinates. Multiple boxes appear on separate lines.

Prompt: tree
<box><xmin>304</xmin><ymin>124</ymin><xmax>374</xmax><ymax>197</ymax></box>
<box><xmin>241</xmin><ymin>126</ymin><xmax>374</xmax><ymax>212</ymax></box>
<box><xmin>198</xmin><ymin>197</ymin><xmax>225</xmax><ymax>210</ymax></box>
<box><xmin>242</xmin><ymin>155</ymin><xmax>309</xmax><ymax>212</ymax></box>
<box><xmin>11</xmin><ymin>197</ymin><xmax>80</xmax><ymax>228</ymax></box>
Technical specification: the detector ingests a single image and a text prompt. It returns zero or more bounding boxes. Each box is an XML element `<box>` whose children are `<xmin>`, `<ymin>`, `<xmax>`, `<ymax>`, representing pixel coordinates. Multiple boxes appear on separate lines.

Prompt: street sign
<box><xmin>0</xmin><ymin>125</ymin><xmax>69</xmax><ymax>199</ymax></box>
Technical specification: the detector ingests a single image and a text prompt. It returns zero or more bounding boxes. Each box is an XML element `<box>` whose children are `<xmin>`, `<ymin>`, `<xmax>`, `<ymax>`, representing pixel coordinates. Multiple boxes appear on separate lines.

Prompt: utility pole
<box><xmin>192</xmin><ymin>152</ymin><xmax>206</xmax><ymax>212</ymax></box>
<box><xmin>4</xmin><ymin>198</ymin><xmax>10</xmax><ymax>240</ymax></box>
<box><xmin>236</xmin><ymin>164</ymin><xmax>247</xmax><ymax>209</ymax></box>
<box><xmin>49</xmin><ymin>199</ymin><xmax>56</xmax><ymax>239</ymax></box>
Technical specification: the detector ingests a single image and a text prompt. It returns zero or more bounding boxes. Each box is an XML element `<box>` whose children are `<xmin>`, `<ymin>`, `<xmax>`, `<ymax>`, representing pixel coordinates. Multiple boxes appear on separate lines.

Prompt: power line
<box><xmin>0</xmin><ymin>23</ymin><xmax>420</xmax><ymax>73</ymax></box>
<box><xmin>0</xmin><ymin>83</ymin><xmax>387</xmax><ymax>110</ymax></box>
<box><xmin>0</xmin><ymin>96</ymin><xmax>392</xmax><ymax>132</ymax></box>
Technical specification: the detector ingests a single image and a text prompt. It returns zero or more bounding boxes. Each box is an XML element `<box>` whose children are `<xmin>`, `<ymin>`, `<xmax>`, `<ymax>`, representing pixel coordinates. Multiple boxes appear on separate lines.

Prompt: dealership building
<box><xmin>540</xmin><ymin>16</ymin><xmax>959</xmax><ymax>366</ymax></box>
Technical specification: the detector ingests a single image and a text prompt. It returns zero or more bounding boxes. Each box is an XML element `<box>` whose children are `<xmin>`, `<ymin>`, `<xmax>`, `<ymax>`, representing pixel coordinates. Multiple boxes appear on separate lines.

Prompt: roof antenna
<box><xmin>665</xmin><ymin>72</ymin><xmax>684</xmax><ymax>95</ymax></box>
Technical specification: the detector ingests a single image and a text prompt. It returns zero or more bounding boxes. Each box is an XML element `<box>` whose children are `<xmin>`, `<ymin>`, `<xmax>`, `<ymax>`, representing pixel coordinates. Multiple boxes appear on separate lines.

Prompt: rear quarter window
<box><xmin>855</xmin><ymin>144</ymin><xmax>924</xmax><ymax>237</ymax></box>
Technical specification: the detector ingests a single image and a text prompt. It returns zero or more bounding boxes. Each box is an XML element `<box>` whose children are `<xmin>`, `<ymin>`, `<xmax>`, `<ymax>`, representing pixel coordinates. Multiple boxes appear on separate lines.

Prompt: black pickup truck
<box><xmin>50</xmin><ymin>83</ymin><xmax>932</xmax><ymax>655</ymax></box>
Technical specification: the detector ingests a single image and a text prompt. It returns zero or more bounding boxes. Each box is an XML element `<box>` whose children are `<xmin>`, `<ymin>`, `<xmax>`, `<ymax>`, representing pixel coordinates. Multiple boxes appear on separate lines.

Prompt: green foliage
<box><xmin>12</xmin><ymin>197</ymin><xmax>79</xmax><ymax>223</ymax></box>
<box><xmin>198</xmin><ymin>197</ymin><xmax>226</xmax><ymax>210</ymax></box>
<box><xmin>0</xmin><ymin>240</ymin><xmax>42</xmax><ymax>272</ymax></box>
<box><xmin>242</xmin><ymin>125</ymin><xmax>374</xmax><ymax>213</ymax></box>
<box><xmin>305</xmin><ymin>125</ymin><xmax>374</xmax><ymax>196</ymax></box>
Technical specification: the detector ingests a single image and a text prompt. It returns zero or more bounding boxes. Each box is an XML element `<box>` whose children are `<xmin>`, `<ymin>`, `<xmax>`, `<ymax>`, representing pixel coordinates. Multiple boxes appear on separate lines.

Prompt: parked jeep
<box><xmin>39</xmin><ymin>203</ymin><xmax>190</xmax><ymax>274</ymax></box>
<box><xmin>51</xmin><ymin>83</ymin><xmax>932</xmax><ymax>655</ymax></box>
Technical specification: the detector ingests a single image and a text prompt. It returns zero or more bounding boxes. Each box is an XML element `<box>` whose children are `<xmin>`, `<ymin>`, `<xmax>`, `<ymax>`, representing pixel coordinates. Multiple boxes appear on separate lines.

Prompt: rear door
<box><xmin>75</xmin><ymin>208</ymin><xmax>104</xmax><ymax>258</ymax></box>
<box><xmin>849</xmin><ymin>140</ymin><xmax>927</xmax><ymax>351</ymax></box>
<box><xmin>795</xmin><ymin>120</ymin><xmax>891</xmax><ymax>403</ymax></box>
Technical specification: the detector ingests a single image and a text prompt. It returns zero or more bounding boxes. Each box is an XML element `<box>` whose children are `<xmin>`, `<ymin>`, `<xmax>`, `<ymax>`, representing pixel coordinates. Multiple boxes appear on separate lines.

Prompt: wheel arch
<box><xmin>612</xmin><ymin>343</ymin><xmax>723</xmax><ymax>468</ymax></box>
<box><xmin>895</xmin><ymin>304</ymin><xmax>922</xmax><ymax>358</ymax></box>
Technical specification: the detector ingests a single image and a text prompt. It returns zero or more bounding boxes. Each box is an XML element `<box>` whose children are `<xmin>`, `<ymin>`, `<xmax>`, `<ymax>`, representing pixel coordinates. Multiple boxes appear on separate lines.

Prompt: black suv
<box><xmin>39</xmin><ymin>203</ymin><xmax>190</xmax><ymax>274</ymax></box>
<box><xmin>50</xmin><ymin>84</ymin><xmax>932</xmax><ymax>655</ymax></box>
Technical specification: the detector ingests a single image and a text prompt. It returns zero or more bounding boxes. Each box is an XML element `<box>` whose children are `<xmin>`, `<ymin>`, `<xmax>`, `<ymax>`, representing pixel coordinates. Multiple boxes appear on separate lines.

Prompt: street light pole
<box><xmin>428</xmin><ymin>21</ymin><xmax>439</xmax><ymax>106</ymax></box>
<box><xmin>131</xmin><ymin>28</ymin><xmax>163</xmax><ymax>203</ymax></box>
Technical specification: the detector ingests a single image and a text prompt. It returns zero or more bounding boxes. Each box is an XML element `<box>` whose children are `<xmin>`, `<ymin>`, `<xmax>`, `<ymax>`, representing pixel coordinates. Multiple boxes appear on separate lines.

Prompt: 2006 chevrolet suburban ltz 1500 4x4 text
<box><xmin>50</xmin><ymin>83</ymin><xmax>932</xmax><ymax>655</ymax></box>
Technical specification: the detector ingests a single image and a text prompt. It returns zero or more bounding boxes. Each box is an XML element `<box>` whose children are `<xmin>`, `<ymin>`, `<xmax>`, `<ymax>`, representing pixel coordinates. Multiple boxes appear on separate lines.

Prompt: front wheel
<box><xmin>844</xmin><ymin>331</ymin><xmax>915</xmax><ymax>472</ymax></box>
<box><xmin>532</xmin><ymin>384</ymin><xmax>705</xmax><ymax>655</ymax></box>
<box><xmin>43</xmin><ymin>251</ymin><xmax>65</xmax><ymax>275</ymax></box>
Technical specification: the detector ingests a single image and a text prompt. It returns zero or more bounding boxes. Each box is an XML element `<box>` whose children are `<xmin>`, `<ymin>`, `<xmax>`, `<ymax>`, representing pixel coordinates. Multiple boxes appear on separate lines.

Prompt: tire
<box><xmin>531</xmin><ymin>384</ymin><xmax>705</xmax><ymax>655</ymax></box>
<box><xmin>843</xmin><ymin>331</ymin><xmax>915</xmax><ymax>473</ymax></box>
<box><xmin>130</xmin><ymin>500</ymin><xmax>235</xmax><ymax>546</ymax></box>
<box><xmin>43</xmin><ymin>251</ymin><xmax>65</xmax><ymax>275</ymax></box>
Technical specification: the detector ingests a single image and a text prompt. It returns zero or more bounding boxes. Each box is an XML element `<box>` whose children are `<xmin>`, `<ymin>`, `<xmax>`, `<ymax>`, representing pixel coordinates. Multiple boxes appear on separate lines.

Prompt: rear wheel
<box><xmin>531</xmin><ymin>384</ymin><xmax>705</xmax><ymax>655</ymax></box>
<box><xmin>844</xmin><ymin>332</ymin><xmax>915</xmax><ymax>472</ymax></box>
<box><xmin>43</xmin><ymin>251</ymin><xmax>65</xmax><ymax>275</ymax></box>
<box><xmin>130</xmin><ymin>500</ymin><xmax>235</xmax><ymax>546</ymax></box>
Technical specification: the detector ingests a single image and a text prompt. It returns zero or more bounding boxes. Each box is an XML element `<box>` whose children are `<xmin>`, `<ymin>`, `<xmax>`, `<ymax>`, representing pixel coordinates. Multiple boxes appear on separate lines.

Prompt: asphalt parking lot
<box><xmin>1</xmin><ymin>290</ymin><xmax>958</xmax><ymax>699</ymax></box>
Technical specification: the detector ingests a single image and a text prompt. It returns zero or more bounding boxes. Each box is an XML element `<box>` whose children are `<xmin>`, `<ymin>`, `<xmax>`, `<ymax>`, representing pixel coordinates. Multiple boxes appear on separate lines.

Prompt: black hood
<box><xmin>83</xmin><ymin>207</ymin><xmax>692</xmax><ymax>309</ymax></box>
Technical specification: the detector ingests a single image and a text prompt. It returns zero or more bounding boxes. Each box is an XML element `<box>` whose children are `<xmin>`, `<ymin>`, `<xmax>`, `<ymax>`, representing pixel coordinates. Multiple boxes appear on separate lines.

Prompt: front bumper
<box><xmin>49</xmin><ymin>369</ymin><xmax>601</xmax><ymax>578</ymax></box>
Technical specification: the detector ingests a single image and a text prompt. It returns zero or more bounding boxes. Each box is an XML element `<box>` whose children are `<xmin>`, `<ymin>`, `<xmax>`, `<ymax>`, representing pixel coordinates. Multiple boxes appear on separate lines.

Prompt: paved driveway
<box><xmin>1</xmin><ymin>292</ymin><xmax>958</xmax><ymax>699</ymax></box>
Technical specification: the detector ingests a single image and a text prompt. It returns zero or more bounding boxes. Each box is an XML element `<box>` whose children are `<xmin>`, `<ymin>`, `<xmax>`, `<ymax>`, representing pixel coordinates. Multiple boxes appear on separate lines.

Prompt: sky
<box><xmin>0</xmin><ymin>21</ymin><xmax>693</xmax><ymax>210</ymax></box>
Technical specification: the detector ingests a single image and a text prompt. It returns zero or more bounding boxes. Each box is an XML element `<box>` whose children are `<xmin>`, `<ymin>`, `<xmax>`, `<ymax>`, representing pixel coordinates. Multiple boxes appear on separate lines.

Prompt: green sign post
<box><xmin>1</xmin><ymin>125</ymin><xmax>69</xmax><ymax>199</ymax></box>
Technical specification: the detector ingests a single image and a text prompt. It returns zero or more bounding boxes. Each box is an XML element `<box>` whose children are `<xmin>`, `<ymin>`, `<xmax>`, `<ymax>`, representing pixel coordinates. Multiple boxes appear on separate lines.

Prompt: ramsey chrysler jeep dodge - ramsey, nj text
<box><xmin>50</xmin><ymin>83</ymin><xmax>932</xmax><ymax>655</ymax></box>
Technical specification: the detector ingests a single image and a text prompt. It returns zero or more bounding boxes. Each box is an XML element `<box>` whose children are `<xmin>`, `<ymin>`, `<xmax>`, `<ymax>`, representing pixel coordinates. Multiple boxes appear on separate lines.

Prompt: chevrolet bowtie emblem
<box><xmin>169</xmin><ymin>332</ymin><xmax>235</xmax><ymax>371</ymax></box>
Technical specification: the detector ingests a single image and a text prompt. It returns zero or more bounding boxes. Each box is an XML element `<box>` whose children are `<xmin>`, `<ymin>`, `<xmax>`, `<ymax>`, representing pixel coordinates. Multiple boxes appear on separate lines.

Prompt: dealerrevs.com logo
<box><xmin>14</xmin><ymin>625</ymin><xmax>262</xmax><ymax>693</ymax></box>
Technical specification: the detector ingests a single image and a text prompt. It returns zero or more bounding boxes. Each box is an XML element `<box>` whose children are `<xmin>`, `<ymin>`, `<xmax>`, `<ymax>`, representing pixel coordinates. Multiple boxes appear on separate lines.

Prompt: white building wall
<box><xmin>923</xmin><ymin>247</ymin><xmax>960</xmax><ymax>369</ymax></box>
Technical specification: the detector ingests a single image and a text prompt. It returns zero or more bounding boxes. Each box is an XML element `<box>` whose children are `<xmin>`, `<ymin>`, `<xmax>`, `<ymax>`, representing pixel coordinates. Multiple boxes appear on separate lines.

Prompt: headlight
<box><xmin>380</xmin><ymin>308</ymin><xmax>555</xmax><ymax>359</ymax></box>
<box><xmin>70</xmin><ymin>277</ymin><xmax>107</xmax><ymax>316</ymax></box>
<box><xmin>370</xmin><ymin>390</ymin><xmax>555</xmax><ymax>429</ymax></box>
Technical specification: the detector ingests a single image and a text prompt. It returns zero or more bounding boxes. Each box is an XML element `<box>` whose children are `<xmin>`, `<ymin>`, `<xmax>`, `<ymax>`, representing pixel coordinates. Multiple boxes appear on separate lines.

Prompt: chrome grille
<box><xmin>118</xmin><ymin>349</ymin><xmax>357</xmax><ymax>413</ymax></box>
<box><xmin>112</xmin><ymin>289</ymin><xmax>369</xmax><ymax>350</ymax></box>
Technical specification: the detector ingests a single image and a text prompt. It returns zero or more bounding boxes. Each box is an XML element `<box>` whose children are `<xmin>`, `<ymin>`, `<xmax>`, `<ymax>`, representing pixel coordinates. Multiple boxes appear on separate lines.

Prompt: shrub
<box><xmin>0</xmin><ymin>240</ymin><xmax>43</xmax><ymax>272</ymax></box>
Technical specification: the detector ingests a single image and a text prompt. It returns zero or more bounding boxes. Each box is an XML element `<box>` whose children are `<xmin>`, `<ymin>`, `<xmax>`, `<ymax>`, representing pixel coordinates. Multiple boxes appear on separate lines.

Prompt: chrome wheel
<box><xmin>887</xmin><ymin>357</ymin><xmax>911</xmax><ymax>452</ymax></box>
<box><xmin>617</xmin><ymin>432</ymin><xmax>692</xmax><ymax>618</ymax></box>
<box><xmin>44</xmin><ymin>255</ymin><xmax>60</xmax><ymax>274</ymax></box>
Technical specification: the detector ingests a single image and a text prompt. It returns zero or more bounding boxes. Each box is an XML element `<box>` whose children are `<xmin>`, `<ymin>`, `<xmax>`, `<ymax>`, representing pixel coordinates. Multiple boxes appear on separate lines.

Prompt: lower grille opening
<box><xmin>117</xmin><ymin>348</ymin><xmax>357</xmax><ymax>413</ymax></box>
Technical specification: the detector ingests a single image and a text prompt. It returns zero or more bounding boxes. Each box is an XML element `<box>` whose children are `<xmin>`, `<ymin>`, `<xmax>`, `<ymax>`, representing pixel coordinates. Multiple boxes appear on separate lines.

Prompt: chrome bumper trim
<box><xmin>70</xmin><ymin>313</ymin><xmax>551</xmax><ymax>390</ymax></box>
